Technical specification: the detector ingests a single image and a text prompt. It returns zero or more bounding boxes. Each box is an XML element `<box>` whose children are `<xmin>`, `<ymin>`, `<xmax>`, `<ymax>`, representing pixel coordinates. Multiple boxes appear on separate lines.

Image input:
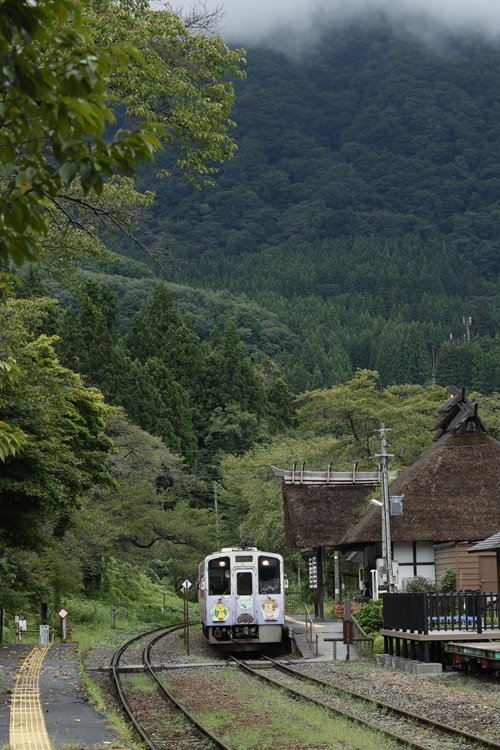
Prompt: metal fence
<box><xmin>383</xmin><ymin>592</ymin><xmax>500</xmax><ymax>634</ymax></box>
<box><xmin>285</xmin><ymin>588</ymin><xmax>305</xmax><ymax>610</ymax></box>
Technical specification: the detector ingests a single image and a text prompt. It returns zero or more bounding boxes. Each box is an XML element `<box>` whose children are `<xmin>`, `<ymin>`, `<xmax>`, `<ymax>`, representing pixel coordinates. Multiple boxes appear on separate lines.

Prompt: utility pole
<box><xmin>317</xmin><ymin>547</ymin><xmax>325</xmax><ymax>620</ymax></box>
<box><xmin>463</xmin><ymin>315</ymin><xmax>472</xmax><ymax>343</ymax></box>
<box><xmin>375</xmin><ymin>425</ymin><xmax>394</xmax><ymax>593</ymax></box>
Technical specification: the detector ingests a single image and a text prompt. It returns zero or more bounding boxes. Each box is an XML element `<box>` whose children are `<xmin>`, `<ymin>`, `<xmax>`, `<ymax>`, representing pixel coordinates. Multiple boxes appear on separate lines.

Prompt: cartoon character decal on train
<box><xmin>261</xmin><ymin>597</ymin><xmax>280</xmax><ymax>621</ymax></box>
<box><xmin>210</xmin><ymin>601</ymin><xmax>231</xmax><ymax>622</ymax></box>
<box><xmin>238</xmin><ymin>595</ymin><xmax>253</xmax><ymax>610</ymax></box>
<box><xmin>198</xmin><ymin>547</ymin><xmax>286</xmax><ymax>649</ymax></box>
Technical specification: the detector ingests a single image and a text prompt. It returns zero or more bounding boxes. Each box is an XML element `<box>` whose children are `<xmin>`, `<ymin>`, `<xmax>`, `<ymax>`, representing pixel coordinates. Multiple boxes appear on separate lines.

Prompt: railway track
<box><xmin>232</xmin><ymin>655</ymin><xmax>500</xmax><ymax>750</ymax></box>
<box><xmin>110</xmin><ymin>627</ymin><xmax>500</xmax><ymax>750</ymax></box>
<box><xmin>110</xmin><ymin>624</ymin><xmax>234</xmax><ymax>750</ymax></box>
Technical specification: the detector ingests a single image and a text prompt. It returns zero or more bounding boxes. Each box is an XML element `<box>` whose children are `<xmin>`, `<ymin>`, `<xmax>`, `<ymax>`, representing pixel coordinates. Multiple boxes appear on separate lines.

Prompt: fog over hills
<box><xmin>164</xmin><ymin>0</ymin><xmax>500</xmax><ymax>43</ymax></box>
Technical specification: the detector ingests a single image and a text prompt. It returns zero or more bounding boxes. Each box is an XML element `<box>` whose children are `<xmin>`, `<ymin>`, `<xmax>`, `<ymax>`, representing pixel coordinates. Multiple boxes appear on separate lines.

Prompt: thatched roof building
<box><xmin>269</xmin><ymin>465</ymin><xmax>396</xmax><ymax>549</ymax></box>
<box><xmin>343</xmin><ymin>394</ymin><xmax>500</xmax><ymax>547</ymax></box>
<box><xmin>271</xmin><ymin>389</ymin><xmax>500</xmax><ymax>554</ymax></box>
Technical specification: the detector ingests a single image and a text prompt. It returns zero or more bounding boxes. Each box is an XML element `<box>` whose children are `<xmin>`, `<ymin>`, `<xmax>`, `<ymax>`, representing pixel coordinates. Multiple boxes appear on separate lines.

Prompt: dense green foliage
<box><xmin>0</xmin><ymin>297</ymin><xmax>112</xmax><ymax>547</ymax></box>
<box><xmin>0</xmin><ymin>0</ymin><xmax>246</xmax><ymax>622</ymax></box>
<box><xmin>57</xmin><ymin>280</ymin><xmax>293</xmax><ymax>470</ymax></box>
<box><xmin>136</xmin><ymin>17</ymin><xmax>500</xmax><ymax>392</ymax></box>
<box><xmin>0</xmin><ymin>0</ymin><xmax>162</xmax><ymax>267</ymax></box>
<box><xmin>354</xmin><ymin>600</ymin><xmax>383</xmax><ymax>636</ymax></box>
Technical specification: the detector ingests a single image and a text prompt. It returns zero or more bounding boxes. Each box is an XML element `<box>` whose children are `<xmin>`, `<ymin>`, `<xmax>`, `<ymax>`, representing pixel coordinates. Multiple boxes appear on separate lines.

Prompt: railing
<box><xmin>352</xmin><ymin>615</ymin><xmax>374</xmax><ymax>656</ymax></box>
<box><xmin>383</xmin><ymin>592</ymin><xmax>500</xmax><ymax>634</ymax></box>
<box><xmin>304</xmin><ymin>605</ymin><xmax>319</xmax><ymax>656</ymax></box>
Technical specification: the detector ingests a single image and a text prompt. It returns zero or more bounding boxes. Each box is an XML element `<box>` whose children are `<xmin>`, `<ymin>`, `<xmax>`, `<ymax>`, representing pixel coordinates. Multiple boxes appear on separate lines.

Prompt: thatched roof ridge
<box><xmin>283</xmin><ymin>483</ymin><xmax>371</xmax><ymax>548</ymax></box>
<box><xmin>431</xmin><ymin>385</ymin><xmax>486</xmax><ymax>441</ymax></box>
<box><xmin>342</xmin><ymin>431</ymin><xmax>500</xmax><ymax>546</ymax></box>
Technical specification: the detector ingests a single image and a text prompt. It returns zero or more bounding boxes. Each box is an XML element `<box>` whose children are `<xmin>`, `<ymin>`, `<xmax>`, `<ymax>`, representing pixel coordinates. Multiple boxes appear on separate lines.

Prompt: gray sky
<box><xmin>161</xmin><ymin>0</ymin><xmax>500</xmax><ymax>43</ymax></box>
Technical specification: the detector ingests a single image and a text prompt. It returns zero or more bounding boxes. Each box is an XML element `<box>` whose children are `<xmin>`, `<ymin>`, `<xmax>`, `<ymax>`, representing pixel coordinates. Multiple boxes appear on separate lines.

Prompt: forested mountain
<box><xmin>131</xmin><ymin>15</ymin><xmax>500</xmax><ymax>392</ymax></box>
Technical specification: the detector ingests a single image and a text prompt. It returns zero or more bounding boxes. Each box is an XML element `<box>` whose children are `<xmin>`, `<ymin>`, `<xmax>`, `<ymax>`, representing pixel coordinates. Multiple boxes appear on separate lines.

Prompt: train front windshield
<box><xmin>208</xmin><ymin>556</ymin><xmax>231</xmax><ymax>595</ymax></box>
<box><xmin>237</xmin><ymin>571</ymin><xmax>253</xmax><ymax>595</ymax></box>
<box><xmin>258</xmin><ymin>556</ymin><xmax>281</xmax><ymax>594</ymax></box>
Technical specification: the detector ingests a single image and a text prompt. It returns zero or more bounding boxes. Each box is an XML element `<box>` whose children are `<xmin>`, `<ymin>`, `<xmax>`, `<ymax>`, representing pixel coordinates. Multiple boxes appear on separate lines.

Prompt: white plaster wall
<box><xmin>416</xmin><ymin>542</ymin><xmax>435</xmax><ymax>563</ymax></box>
<box><xmin>393</xmin><ymin>542</ymin><xmax>413</xmax><ymax>563</ymax></box>
<box><xmin>393</xmin><ymin>541</ymin><xmax>436</xmax><ymax>588</ymax></box>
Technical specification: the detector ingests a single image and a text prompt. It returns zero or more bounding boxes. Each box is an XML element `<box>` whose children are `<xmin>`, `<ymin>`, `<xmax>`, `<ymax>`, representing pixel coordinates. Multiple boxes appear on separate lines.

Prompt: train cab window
<box><xmin>258</xmin><ymin>556</ymin><xmax>281</xmax><ymax>594</ymax></box>
<box><xmin>237</xmin><ymin>571</ymin><xmax>253</xmax><ymax>596</ymax></box>
<box><xmin>208</xmin><ymin>557</ymin><xmax>231</xmax><ymax>595</ymax></box>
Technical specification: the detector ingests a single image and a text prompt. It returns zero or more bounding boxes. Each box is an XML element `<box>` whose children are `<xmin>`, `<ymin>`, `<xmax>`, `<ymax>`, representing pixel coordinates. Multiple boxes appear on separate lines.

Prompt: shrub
<box><xmin>403</xmin><ymin>576</ymin><xmax>437</xmax><ymax>593</ymax></box>
<box><xmin>354</xmin><ymin>599</ymin><xmax>383</xmax><ymax>635</ymax></box>
<box><xmin>372</xmin><ymin>634</ymin><xmax>385</xmax><ymax>654</ymax></box>
<box><xmin>65</xmin><ymin>598</ymin><xmax>112</xmax><ymax>626</ymax></box>
<box><xmin>439</xmin><ymin>568</ymin><xmax>457</xmax><ymax>593</ymax></box>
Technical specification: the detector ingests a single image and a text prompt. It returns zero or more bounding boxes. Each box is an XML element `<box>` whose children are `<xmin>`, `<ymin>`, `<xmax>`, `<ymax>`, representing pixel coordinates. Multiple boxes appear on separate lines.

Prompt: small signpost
<box><xmin>15</xmin><ymin>616</ymin><xmax>27</xmax><ymax>643</ymax></box>
<box><xmin>181</xmin><ymin>580</ymin><xmax>191</xmax><ymax>656</ymax></box>
<box><xmin>57</xmin><ymin>608</ymin><xmax>68</xmax><ymax>643</ymax></box>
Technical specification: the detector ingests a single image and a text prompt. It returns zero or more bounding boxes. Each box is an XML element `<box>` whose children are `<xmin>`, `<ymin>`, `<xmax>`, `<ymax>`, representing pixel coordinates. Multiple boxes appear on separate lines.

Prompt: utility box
<box><xmin>40</xmin><ymin>625</ymin><xmax>49</xmax><ymax>644</ymax></box>
<box><xmin>390</xmin><ymin>495</ymin><xmax>404</xmax><ymax>516</ymax></box>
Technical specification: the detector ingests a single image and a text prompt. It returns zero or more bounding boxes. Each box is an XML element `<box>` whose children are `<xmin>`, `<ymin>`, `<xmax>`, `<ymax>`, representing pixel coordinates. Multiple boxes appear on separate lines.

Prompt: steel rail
<box><xmin>231</xmin><ymin>656</ymin><xmax>492</xmax><ymax>750</ymax></box>
<box><xmin>110</xmin><ymin>624</ymin><xmax>180</xmax><ymax>750</ymax></box>
<box><xmin>263</xmin><ymin>656</ymin><xmax>500</xmax><ymax>750</ymax></box>
<box><xmin>230</xmin><ymin>655</ymin><xmax>430</xmax><ymax>750</ymax></box>
<box><xmin>143</xmin><ymin>631</ymin><xmax>235</xmax><ymax>750</ymax></box>
<box><xmin>110</xmin><ymin>623</ymin><xmax>235</xmax><ymax>750</ymax></box>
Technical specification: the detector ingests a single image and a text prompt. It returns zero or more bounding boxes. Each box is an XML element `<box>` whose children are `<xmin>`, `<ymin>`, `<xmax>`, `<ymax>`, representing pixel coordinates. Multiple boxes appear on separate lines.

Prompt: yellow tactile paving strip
<box><xmin>9</xmin><ymin>644</ymin><xmax>53</xmax><ymax>750</ymax></box>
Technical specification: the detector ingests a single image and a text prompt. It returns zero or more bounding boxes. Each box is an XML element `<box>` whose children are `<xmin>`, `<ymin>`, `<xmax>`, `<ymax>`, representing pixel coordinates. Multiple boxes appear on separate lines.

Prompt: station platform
<box><xmin>286</xmin><ymin>615</ymin><xmax>360</xmax><ymax>661</ymax></box>
<box><xmin>0</xmin><ymin>642</ymin><xmax>118</xmax><ymax>749</ymax></box>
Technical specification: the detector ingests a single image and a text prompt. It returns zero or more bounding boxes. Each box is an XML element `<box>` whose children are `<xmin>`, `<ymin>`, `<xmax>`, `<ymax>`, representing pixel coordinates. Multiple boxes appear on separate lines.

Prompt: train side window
<box><xmin>258</xmin><ymin>556</ymin><xmax>281</xmax><ymax>594</ymax></box>
<box><xmin>237</xmin><ymin>571</ymin><xmax>253</xmax><ymax>596</ymax></box>
<box><xmin>208</xmin><ymin>557</ymin><xmax>231</xmax><ymax>595</ymax></box>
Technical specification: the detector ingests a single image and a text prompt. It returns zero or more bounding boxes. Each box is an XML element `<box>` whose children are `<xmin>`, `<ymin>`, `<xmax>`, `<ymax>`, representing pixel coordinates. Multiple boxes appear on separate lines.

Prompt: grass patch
<box><xmin>195</xmin><ymin>668</ymin><xmax>403</xmax><ymax>750</ymax></box>
<box><xmin>79</xmin><ymin>669</ymin><xmax>142</xmax><ymax>749</ymax></box>
<box><xmin>121</xmin><ymin>672</ymin><xmax>158</xmax><ymax>693</ymax></box>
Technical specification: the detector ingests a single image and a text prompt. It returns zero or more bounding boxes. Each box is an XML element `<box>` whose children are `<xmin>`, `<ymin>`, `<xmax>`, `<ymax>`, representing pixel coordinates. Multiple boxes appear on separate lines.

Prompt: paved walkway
<box><xmin>286</xmin><ymin>615</ymin><xmax>360</xmax><ymax>661</ymax></box>
<box><xmin>0</xmin><ymin>642</ymin><xmax>118</xmax><ymax>749</ymax></box>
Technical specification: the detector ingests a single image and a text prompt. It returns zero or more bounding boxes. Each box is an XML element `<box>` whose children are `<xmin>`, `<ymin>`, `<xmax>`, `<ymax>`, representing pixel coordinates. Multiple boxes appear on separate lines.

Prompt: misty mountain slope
<box><xmin>132</xmin><ymin>17</ymin><xmax>500</xmax><ymax>390</ymax></box>
<box><xmin>146</xmin><ymin>20</ymin><xmax>500</xmax><ymax>266</ymax></box>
